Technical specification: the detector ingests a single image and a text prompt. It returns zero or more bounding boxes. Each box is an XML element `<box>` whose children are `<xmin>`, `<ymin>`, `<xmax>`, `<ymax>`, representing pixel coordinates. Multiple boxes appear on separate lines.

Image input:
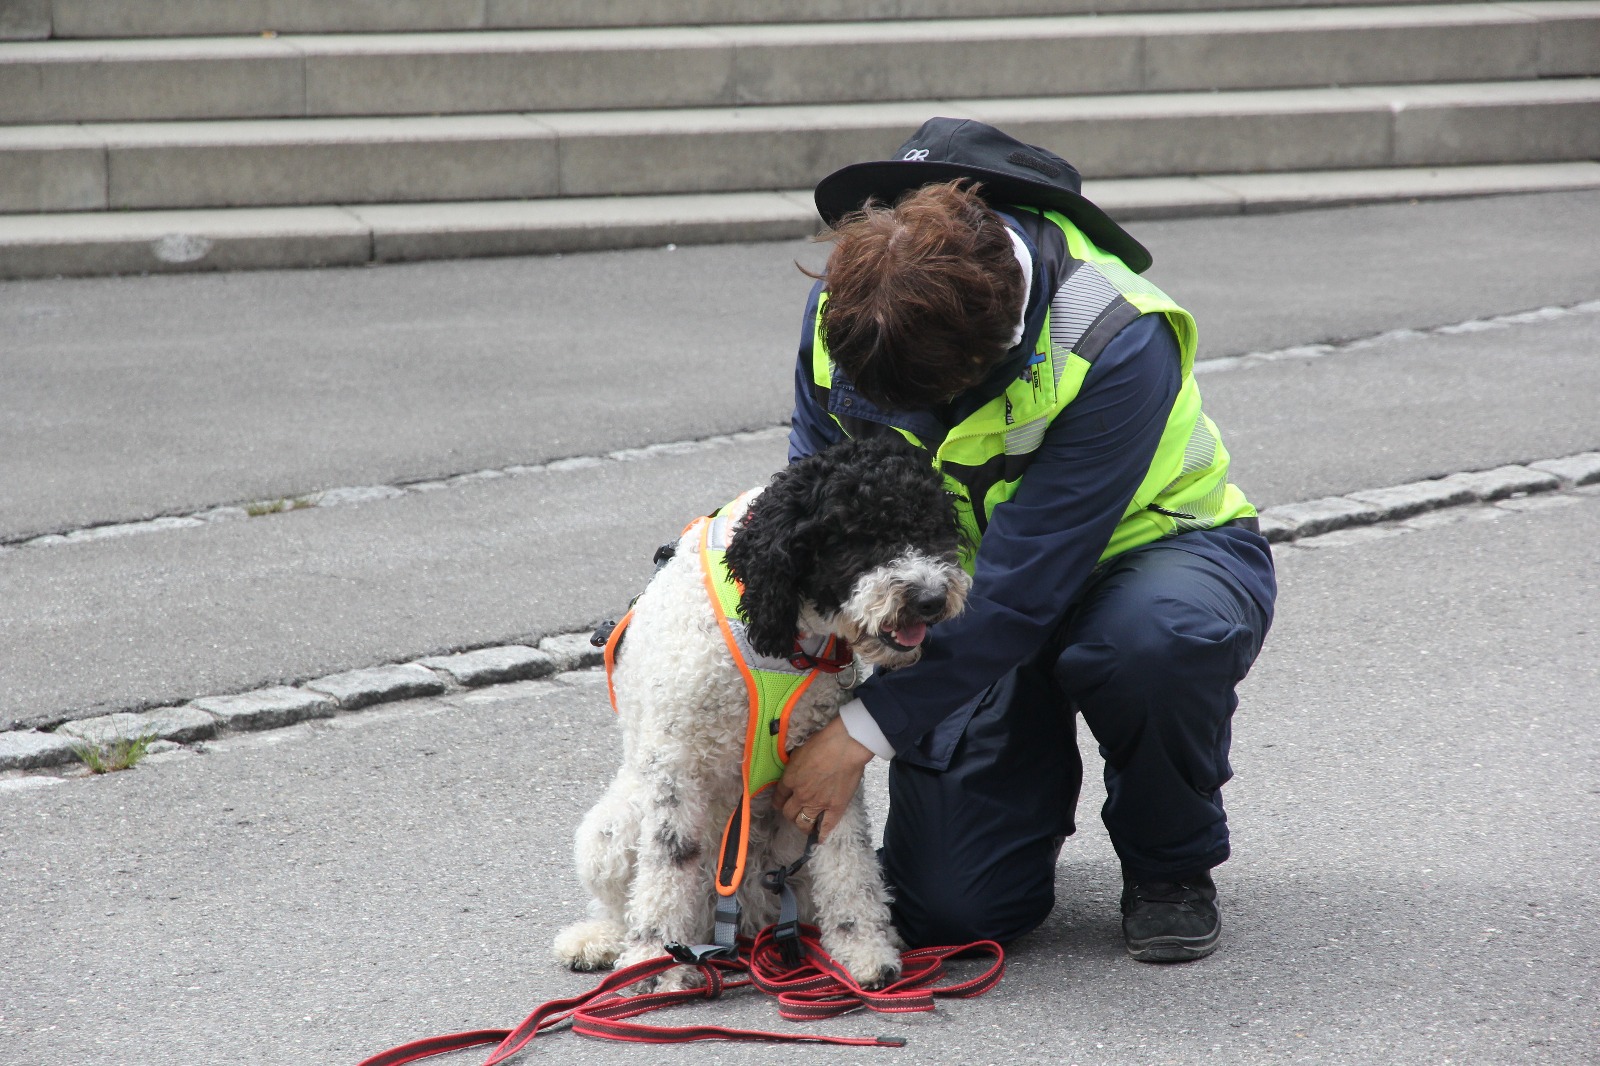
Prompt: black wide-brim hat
<box><xmin>814</xmin><ymin>117</ymin><xmax>1152</xmax><ymax>274</ymax></box>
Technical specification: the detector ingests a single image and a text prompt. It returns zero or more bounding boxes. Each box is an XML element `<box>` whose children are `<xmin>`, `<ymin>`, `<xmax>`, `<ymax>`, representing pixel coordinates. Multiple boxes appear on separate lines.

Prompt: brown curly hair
<box><xmin>809</xmin><ymin>180</ymin><xmax>1025</xmax><ymax>411</ymax></box>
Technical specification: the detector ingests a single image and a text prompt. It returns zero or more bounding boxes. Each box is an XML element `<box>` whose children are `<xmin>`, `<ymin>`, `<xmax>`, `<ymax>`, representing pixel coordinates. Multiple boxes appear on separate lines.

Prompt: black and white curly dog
<box><xmin>553</xmin><ymin>435</ymin><xmax>970</xmax><ymax>990</ymax></box>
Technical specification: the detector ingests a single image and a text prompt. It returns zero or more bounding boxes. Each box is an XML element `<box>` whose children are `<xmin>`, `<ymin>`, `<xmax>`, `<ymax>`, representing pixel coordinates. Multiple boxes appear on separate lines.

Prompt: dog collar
<box><xmin>789</xmin><ymin>636</ymin><xmax>854</xmax><ymax>674</ymax></box>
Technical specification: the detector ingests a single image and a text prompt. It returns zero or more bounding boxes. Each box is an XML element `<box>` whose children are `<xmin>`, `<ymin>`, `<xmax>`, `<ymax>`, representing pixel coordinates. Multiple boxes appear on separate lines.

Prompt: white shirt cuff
<box><xmin>839</xmin><ymin>698</ymin><xmax>896</xmax><ymax>760</ymax></box>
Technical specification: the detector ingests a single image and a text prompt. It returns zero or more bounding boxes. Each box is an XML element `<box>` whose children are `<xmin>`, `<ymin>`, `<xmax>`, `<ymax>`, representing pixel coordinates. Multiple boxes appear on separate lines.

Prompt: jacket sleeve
<box><xmin>788</xmin><ymin>279</ymin><xmax>843</xmax><ymax>463</ymax></box>
<box><xmin>853</xmin><ymin>312</ymin><xmax>1183</xmax><ymax>754</ymax></box>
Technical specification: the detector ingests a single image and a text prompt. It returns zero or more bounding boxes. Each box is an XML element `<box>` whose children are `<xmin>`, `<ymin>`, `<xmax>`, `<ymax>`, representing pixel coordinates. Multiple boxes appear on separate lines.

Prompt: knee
<box><xmin>885</xmin><ymin>853</ymin><xmax>1053</xmax><ymax>947</ymax></box>
<box><xmin>1060</xmin><ymin>603</ymin><xmax>1256</xmax><ymax>710</ymax></box>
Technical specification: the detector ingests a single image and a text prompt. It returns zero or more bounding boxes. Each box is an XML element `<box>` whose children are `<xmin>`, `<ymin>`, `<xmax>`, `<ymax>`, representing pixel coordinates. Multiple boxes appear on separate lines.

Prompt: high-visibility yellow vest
<box><xmin>810</xmin><ymin>208</ymin><xmax>1255</xmax><ymax>571</ymax></box>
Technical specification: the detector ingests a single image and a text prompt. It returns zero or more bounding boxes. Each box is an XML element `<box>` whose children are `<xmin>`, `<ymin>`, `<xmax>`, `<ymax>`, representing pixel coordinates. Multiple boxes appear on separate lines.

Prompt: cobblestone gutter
<box><xmin>0</xmin><ymin>634</ymin><xmax>602</xmax><ymax>774</ymax></box>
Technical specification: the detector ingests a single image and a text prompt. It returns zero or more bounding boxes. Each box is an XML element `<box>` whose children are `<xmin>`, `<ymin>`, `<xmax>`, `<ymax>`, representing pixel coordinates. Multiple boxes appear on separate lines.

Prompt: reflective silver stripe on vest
<box><xmin>707</xmin><ymin>511</ymin><xmax>736</xmax><ymax>552</ymax></box>
<box><xmin>1003</xmin><ymin>260</ymin><xmax>1129</xmax><ymax>458</ymax></box>
<box><xmin>1169</xmin><ymin>481</ymin><xmax>1228</xmax><ymax>533</ymax></box>
<box><xmin>734</xmin><ymin>633</ymin><xmax>809</xmax><ymax>676</ymax></box>
<box><xmin>1003</xmin><ymin>415</ymin><xmax>1049</xmax><ymax>457</ymax></box>
<box><xmin>1178</xmin><ymin>411</ymin><xmax>1217</xmax><ymax>479</ymax></box>
<box><xmin>705</xmin><ymin>501</ymin><xmax>814</xmax><ymax>677</ymax></box>
<box><xmin>1165</xmin><ymin>412</ymin><xmax>1227</xmax><ymax>533</ymax></box>
<box><xmin>1048</xmin><ymin>261</ymin><xmax>1123</xmax><ymax>382</ymax></box>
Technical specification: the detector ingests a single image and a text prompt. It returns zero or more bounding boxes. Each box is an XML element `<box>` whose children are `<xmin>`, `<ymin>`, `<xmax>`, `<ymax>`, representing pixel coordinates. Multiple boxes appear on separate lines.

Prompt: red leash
<box><xmin>357</xmin><ymin>923</ymin><xmax>1004</xmax><ymax>1065</ymax></box>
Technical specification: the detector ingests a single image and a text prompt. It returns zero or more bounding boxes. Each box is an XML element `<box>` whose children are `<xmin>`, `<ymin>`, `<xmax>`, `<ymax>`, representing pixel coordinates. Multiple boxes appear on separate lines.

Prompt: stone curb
<box><xmin>1345</xmin><ymin>479</ymin><xmax>1477</xmax><ymax>520</ymax></box>
<box><xmin>2</xmin><ymin>454</ymin><xmax>1594</xmax><ymax>776</ymax></box>
<box><xmin>0</xmin><ymin>729</ymin><xmax>80</xmax><ymax>770</ymax></box>
<box><xmin>1255</xmin><ymin>496</ymin><xmax>1384</xmax><ymax>540</ymax></box>
<box><xmin>1530</xmin><ymin>452</ymin><xmax>1600</xmax><ymax>486</ymax></box>
<box><xmin>57</xmin><ymin>705</ymin><xmax>219</xmax><ymax>746</ymax></box>
<box><xmin>0</xmin><ymin>632</ymin><xmax>605</xmax><ymax>773</ymax></box>
<box><xmin>303</xmin><ymin>663</ymin><xmax>450</xmax><ymax>710</ymax></box>
<box><xmin>538</xmin><ymin>632</ymin><xmax>604</xmax><ymax>673</ymax></box>
<box><xmin>1441</xmin><ymin>465</ymin><xmax>1562</xmax><ymax>501</ymax></box>
<box><xmin>190</xmin><ymin>686</ymin><xmax>338</xmax><ymax>731</ymax></box>
<box><xmin>1256</xmin><ymin>460</ymin><xmax>1591</xmax><ymax>545</ymax></box>
<box><xmin>416</xmin><ymin>646</ymin><xmax>557</xmax><ymax>687</ymax></box>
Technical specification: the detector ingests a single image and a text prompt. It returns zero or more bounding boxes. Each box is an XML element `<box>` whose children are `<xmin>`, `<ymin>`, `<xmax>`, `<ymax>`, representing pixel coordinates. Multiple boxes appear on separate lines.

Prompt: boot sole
<box><xmin>1125</xmin><ymin>920</ymin><xmax>1220</xmax><ymax>963</ymax></box>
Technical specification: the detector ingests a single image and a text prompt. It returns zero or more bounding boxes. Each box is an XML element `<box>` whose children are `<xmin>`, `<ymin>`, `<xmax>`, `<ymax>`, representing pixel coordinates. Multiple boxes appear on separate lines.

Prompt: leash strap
<box><xmin>747</xmin><ymin>925</ymin><xmax>1006</xmax><ymax>1022</ymax></box>
<box><xmin>355</xmin><ymin>953</ymin><xmax>689</xmax><ymax>1066</ymax></box>
<box><xmin>357</xmin><ymin>924</ymin><xmax>1002</xmax><ymax>1063</ymax></box>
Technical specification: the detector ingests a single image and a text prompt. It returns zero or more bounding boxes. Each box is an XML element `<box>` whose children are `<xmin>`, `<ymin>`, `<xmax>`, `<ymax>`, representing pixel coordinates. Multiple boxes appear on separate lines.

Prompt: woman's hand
<box><xmin>774</xmin><ymin>716</ymin><xmax>875</xmax><ymax>842</ymax></box>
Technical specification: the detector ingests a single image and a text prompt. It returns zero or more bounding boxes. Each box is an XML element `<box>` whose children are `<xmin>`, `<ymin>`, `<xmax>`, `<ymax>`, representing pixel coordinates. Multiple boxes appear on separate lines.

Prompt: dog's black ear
<box><xmin>723</xmin><ymin>471</ymin><xmax>821</xmax><ymax>660</ymax></box>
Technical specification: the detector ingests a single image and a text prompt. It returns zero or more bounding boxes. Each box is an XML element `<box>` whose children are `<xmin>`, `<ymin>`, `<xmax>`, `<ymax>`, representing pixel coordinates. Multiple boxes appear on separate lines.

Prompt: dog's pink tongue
<box><xmin>891</xmin><ymin>622</ymin><xmax>928</xmax><ymax>648</ymax></box>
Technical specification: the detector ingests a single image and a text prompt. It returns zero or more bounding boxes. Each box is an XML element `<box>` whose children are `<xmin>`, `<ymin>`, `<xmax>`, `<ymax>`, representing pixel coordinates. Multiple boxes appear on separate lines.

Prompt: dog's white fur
<box><xmin>553</xmin><ymin>491</ymin><xmax>968</xmax><ymax>991</ymax></box>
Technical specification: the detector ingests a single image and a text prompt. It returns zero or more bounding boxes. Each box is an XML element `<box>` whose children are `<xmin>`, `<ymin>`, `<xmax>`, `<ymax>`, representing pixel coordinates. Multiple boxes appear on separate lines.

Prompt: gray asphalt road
<box><xmin>3</xmin><ymin>190</ymin><xmax>1598</xmax><ymax>540</ymax></box>
<box><xmin>0</xmin><ymin>437</ymin><xmax>790</xmax><ymax>731</ymax></box>
<box><xmin>2</xmin><ymin>309</ymin><xmax>1595</xmax><ymax>731</ymax></box>
<box><xmin>1</xmin><ymin>192</ymin><xmax>1597</xmax><ymax>731</ymax></box>
<box><xmin>1199</xmin><ymin>309</ymin><xmax>1600</xmax><ymax>507</ymax></box>
<box><xmin>3</xmin><ymin>492</ymin><xmax>1595</xmax><ymax>1065</ymax></box>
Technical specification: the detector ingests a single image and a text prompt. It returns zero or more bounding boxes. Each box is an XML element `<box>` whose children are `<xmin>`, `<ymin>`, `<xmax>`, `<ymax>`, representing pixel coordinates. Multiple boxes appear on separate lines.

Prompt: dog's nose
<box><xmin>915</xmin><ymin>591</ymin><xmax>947</xmax><ymax>621</ymax></box>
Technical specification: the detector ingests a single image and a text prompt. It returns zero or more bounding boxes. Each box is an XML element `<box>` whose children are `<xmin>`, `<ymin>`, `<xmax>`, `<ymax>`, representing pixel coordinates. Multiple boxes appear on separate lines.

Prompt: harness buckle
<box><xmin>664</xmin><ymin>942</ymin><xmax>736</xmax><ymax>966</ymax></box>
<box><xmin>771</xmin><ymin>919</ymin><xmax>804</xmax><ymax>967</ymax></box>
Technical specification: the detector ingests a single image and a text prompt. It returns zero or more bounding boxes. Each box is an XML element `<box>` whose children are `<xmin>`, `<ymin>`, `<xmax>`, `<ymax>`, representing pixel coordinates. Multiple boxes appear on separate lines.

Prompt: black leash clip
<box><xmin>770</xmin><ymin>918</ymin><xmax>803</xmax><ymax>967</ymax></box>
<box><xmin>664</xmin><ymin>941</ymin><xmax>736</xmax><ymax>966</ymax></box>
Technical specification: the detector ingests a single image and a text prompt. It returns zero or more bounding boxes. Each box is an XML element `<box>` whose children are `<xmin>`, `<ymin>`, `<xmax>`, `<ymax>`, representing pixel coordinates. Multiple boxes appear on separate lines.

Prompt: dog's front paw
<box><xmin>553</xmin><ymin>919</ymin><xmax>624</xmax><ymax>972</ymax></box>
<box><xmin>854</xmin><ymin>959</ymin><xmax>903</xmax><ymax>991</ymax></box>
<box><xmin>825</xmin><ymin>933</ymin><xmax>903</xmax><ymax>990</ymax></box>
<box><xmin>612</xmin><ymin>942</ymin><xmax>707</xmax><ymax>995</ymax></box>
<box><xmin>630</xmin><ymin>966</ymin><xmax>706</xmax><ymax>996</ymax></box>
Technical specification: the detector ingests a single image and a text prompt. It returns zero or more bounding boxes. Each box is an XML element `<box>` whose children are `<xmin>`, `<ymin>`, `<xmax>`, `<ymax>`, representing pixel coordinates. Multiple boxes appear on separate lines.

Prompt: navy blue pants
<box><xmin>880</xmin><ymin>531</ymin><xmax>1275</xmax><ymax>947</ymax></box>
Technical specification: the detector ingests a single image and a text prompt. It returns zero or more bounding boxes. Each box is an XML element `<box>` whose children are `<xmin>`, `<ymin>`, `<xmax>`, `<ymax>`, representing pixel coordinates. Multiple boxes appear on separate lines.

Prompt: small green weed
<box><xmin>245</xmin><ymin>497</ymin><xmax>314</xmax><ymax>517</ymax></box>
<box><xmin>73</xmin><ymin>732</ymin><xmax>159</xmax><ymax>774</ymax></box>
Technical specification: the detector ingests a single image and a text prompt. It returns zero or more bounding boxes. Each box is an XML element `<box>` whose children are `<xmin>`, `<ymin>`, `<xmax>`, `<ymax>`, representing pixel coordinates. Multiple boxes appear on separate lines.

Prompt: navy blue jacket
<box><xmin>788</xmin><ymin>216</ymin><xmax>1275</xmax><ymax>757</ymax></box>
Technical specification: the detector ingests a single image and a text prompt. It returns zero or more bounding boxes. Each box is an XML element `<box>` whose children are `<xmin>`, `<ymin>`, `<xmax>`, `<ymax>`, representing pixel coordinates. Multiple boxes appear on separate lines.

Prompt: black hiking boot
<box><xmin>1121</xmin><ymin>870</ymin><xmax>1220</xmax><ymax>963</ymax></box>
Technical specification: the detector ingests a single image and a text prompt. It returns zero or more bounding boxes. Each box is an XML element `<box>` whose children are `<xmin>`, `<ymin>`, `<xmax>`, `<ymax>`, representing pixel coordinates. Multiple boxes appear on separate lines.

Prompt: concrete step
<box><xmin>5</xmin><ymin>80</ymin><xmax>1598</xmax><ymax>215</ymax></box>
<box><xmin>5</xmin><ymin>5</ymin><xmax>1597</xmax><ymax>123</ymax></box>
<box><xmin>3</xmin><ymin>0</ymin><xmax>1479</xmax><ymax>40</ymax></box>
<box><xmin>5</xmin><ymin>162</ymin><xmax>1598</xmax><ymax>279</ymax></box>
